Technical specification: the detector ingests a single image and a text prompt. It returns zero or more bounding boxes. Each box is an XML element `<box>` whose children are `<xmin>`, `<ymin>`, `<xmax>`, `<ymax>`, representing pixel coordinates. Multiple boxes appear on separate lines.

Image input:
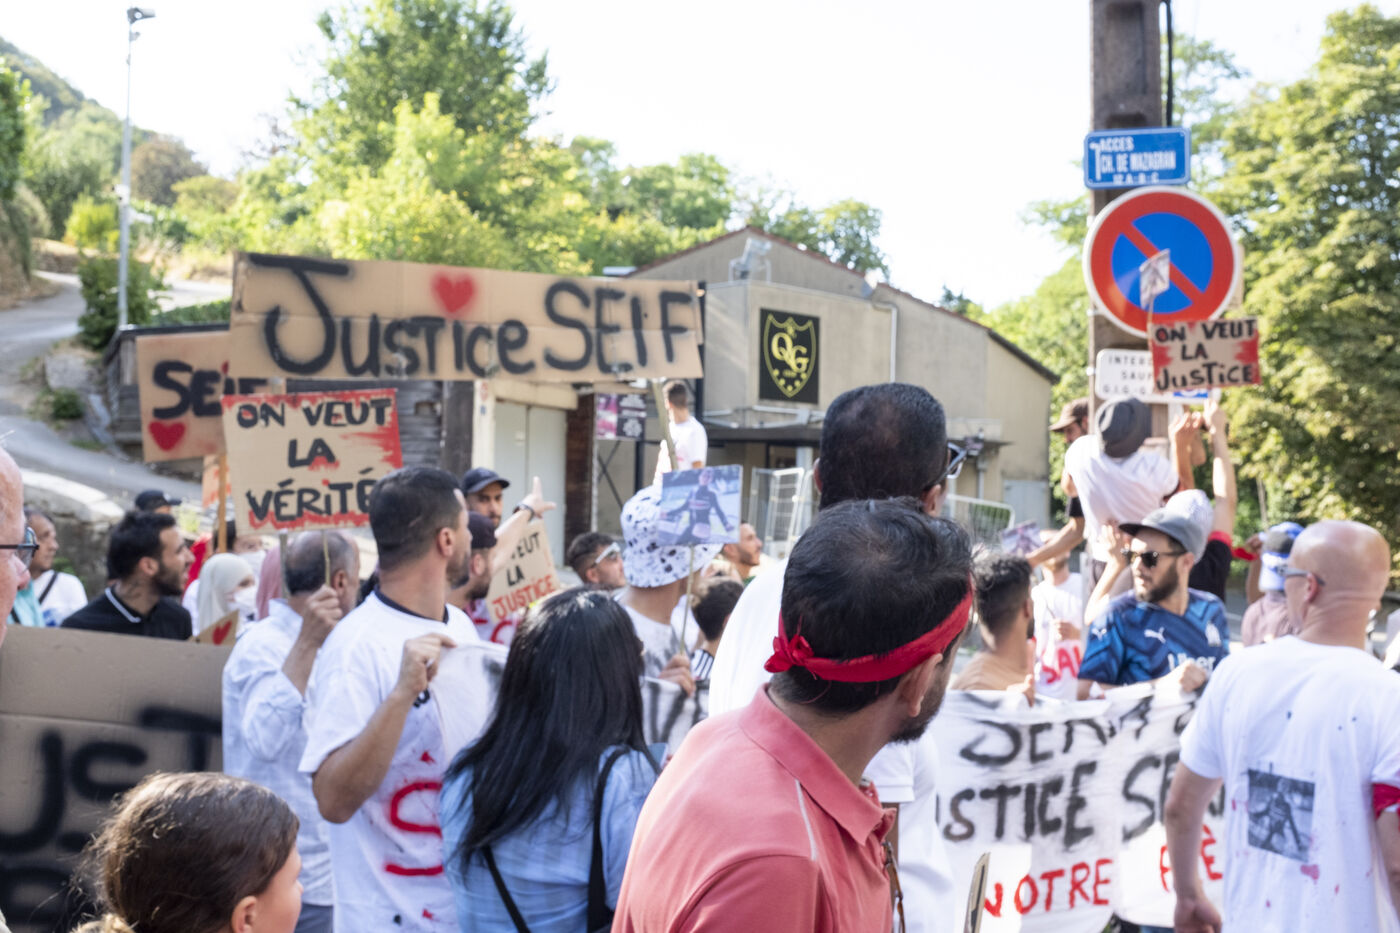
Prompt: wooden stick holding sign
<box><xmin>215</xmin><ymin>453</ymin><xmax>229</xmax><ymax>553</ymax></box>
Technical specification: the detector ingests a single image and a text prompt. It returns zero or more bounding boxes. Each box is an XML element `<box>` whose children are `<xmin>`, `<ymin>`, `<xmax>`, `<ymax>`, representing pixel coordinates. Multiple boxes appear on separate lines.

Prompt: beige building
<box><xmin>583</xmin><ymin>227</ymin><xmax>1058</xmax><ymax>540</ymax></box>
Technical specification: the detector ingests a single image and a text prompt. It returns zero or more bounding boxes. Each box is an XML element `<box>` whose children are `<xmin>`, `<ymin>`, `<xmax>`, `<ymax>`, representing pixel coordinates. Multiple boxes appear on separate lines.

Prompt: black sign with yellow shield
<box><xmin>759</xmin><ymin>309</ymin><xmax>819</xmax><ymax>404</ymax></box>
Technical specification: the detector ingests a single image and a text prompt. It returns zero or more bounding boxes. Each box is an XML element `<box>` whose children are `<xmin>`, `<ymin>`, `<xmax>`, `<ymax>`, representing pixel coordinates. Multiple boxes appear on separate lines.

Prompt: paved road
<box><xmin>0</xmin><ymin>273</ymin><xmax>228</xmax><ymax>509</ymax></box>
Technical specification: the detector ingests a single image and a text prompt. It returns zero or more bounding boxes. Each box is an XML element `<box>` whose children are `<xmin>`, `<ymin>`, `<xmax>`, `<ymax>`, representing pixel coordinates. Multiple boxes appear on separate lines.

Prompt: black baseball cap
<box><xmin>134</xmin><ymin>489</ymin><xmax>182</xmax><ymax>511</ymax></box>
<box><xmin>461</xmin><ymin>467</ymin><xmax>510</xmax><ymax>495</ymax></box>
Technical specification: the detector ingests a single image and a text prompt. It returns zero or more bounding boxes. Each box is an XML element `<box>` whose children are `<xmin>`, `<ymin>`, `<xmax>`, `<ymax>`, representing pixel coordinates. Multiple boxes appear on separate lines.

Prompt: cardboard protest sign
<box><xmin>485</xmin><ymin>521</ymin><xmax>561</xmax><ymax>631</ymax></box>
<box><xmin>229</xmin><ymin>252</ymin><xmax>703</xmax><ymax>383</ymax></box>
<box><xmin>136</xmin><ymin>330</ymin><xmax>270</xmax><ymax>462</ymax></box>
<box><xmin>220</xmin><ymin>389</ymin><xmax>402</xmax><ymax>533</ymax></box>
<box><xmin>1149</xmin><ymin>317</ymin><xmax>1260</xmax><ymax>392</ymax></box>
<box><xmin>201</xmin><ymin>452</ymin><xmax>232</xmax><ymax>508</ymax></box>
<box><xmin>0</xmin><ymin>627</ymin><xmax>229</xmax><ymax>933</ymax></box>
<box><xmin>195</xmin><ymin>609</ymin><xmax>240</xmax><ymax>646</ymax></box>
<box><xmin>656</xmin><ymin>464</ymin><xmax>742</xmax><ymax>546</ymax></box>
<box><xmin>932</xmin><ymin>684</ymin><xmax>1225</xmax><ymax>931</ymax></box>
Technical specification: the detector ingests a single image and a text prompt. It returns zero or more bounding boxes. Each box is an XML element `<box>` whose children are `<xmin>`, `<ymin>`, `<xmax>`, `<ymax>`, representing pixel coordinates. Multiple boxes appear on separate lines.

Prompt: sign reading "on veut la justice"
<box><xmin>229</xmin><ymin>252</ymin><xmax>703</xmax><ymax>383</ymax></box>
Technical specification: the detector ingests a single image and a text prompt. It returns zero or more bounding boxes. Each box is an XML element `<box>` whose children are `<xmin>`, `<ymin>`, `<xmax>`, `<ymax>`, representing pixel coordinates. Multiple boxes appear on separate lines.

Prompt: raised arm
<box><xmin>1205</xmin><ymin>398</ymin><xmax>1236</xmax><ymax>536</ymax></box>
<box><xmin>490</xmin><ymin>477</ymin><xmax>557</xmax><ymax>577</ymax></box>
<box><xmin>312</xmin><ymin>632</ymin><xmax>453</xmax><ymax>823</ymax></box>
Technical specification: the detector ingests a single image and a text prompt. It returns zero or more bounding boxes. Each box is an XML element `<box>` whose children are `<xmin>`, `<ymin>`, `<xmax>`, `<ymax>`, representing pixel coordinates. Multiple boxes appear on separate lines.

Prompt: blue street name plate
<box><xmin>1084</xmin><ymin>127</ymin><xmax>1191</xmax><ymax>189</ymax></box>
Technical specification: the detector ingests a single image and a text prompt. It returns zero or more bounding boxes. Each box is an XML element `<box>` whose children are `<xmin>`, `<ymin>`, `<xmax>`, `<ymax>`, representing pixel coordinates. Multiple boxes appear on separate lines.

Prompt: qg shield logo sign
<box><xmin>759</xmin><ymin>309</ymin><xmax>819</xmax><ymax>404</ymax></box>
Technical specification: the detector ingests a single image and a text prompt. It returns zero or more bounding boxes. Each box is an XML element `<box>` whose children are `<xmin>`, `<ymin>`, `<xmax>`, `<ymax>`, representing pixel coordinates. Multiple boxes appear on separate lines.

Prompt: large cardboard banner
<box><xmin>0</xmin><ymin>628</ymin><xmax>230</xmax><ymax>933</ymax></box>
<box><xmin>135</xmin><ymin>331</ymin><xmax>270</xmax><ymax>462</ymax></box>
<box><xmin>1149</xmin><ymin>317</ymin><xmax>1261</xmax><ymax>392</ymax></box>
<box><xmin>932</xmin><ymin>684</ymin><xmax>1225</xmax><ymax>931</ymax></box>
<box><xmin>229</xmin><ymin>252</ymin><xmax>703</xmax><ymax>383</ymax></box>
<box><xmin>485</xmin><ymin>521</ymin><xmax>561</xmax><ymax>630</ymax></box>
<box><xmin>220</xmin><ymin>389</ymin><xmax>403</xmax><ymax>533</ymax></box>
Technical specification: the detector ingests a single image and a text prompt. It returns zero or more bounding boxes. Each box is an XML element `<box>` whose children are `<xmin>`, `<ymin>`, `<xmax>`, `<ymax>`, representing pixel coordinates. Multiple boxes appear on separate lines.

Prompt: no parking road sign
<box><xmin>1083</xmin><ymin>187</ymin><xmax>1240</xmax><ymax>337</ymax></box>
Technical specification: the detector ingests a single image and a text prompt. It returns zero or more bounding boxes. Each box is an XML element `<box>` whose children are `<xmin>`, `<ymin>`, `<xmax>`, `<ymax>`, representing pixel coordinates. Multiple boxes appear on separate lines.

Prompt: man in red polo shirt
<box><xmin>614</xmin><ymin>499</ymin><xmax>973</xmax><ymax>932</ymax></box>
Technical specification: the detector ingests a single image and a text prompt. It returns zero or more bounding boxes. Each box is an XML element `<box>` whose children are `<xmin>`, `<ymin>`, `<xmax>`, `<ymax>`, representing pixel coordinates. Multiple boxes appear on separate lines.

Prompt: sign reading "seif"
<box><xmin>1084</xmin><ymin>127</ymin><xmax>1191</xmax><ymax>189</ymax></box>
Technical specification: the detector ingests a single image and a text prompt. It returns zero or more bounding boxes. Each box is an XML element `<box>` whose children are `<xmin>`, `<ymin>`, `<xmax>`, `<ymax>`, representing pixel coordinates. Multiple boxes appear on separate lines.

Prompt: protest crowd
<box><xmin>2</xmin><ymin>376</ymin><xmax>1400</xmax><ymax>933</ymax></box>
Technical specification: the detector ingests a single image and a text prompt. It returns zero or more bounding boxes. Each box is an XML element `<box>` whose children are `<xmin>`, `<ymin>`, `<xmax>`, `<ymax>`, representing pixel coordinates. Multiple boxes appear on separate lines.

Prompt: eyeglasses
<box><xmin>589</xmin><ymin>542</ymin><xmax>621</xmax><ymax>567</ymax></box>
<box><xmin>1279</xmin><ymin>564</ymin><xmax>1325</xmax><ymax>587</ymax></box>
<box><xmin>925</xmin><ymin>442</ymin><xmax>969</xmax><ymax>493</ymax></box>
<box><xmin>0</xmin><ymin>526</ymin><xmax>38</xmax><ymax>570</ymax></box>
<box><xmin>1121</xmin><ymin>547</ymin><xmax>1185</xmax><ymax>569</ymax></box>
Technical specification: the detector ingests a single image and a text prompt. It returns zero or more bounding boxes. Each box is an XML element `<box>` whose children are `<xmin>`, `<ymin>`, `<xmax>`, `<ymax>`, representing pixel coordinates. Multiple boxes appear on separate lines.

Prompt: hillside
<box><xmin>0</xmin><ymin>36</ymin><xmax>91</xmax><ymax>124</ymax></box>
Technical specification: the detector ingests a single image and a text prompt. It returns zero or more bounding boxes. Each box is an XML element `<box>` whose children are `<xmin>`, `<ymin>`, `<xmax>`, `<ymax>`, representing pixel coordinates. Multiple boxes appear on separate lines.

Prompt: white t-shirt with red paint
<box><xmin>1179</xmin><ymin>636</ymin><xmax>1400</xmax><ymax>932</ymax></box>
<box><xmin>300</xmin><ymin>592</ymin><xmax>478</xmax><ymax>933</ymax></box>
<box><xmin>1031</xmin><ymin>573</ymin><xmax>1086</xmax><ymax>700</ymax></box>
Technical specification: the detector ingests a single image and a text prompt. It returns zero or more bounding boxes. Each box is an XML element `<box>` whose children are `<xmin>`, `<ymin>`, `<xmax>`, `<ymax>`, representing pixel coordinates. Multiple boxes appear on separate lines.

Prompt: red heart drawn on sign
<box><xmin>432</xmin><ymin>273</ymin><xmax>476</xmax><ymax>316</ymax></box>
<box><xmin>148</xmin><ymin>420</ymin><xmax>187</xmax><ymax>452</ymax></box>
<box><xmin>212</xmin><ymin>618</ymin><xmax>234</xmax><ymax>645</ymax></box>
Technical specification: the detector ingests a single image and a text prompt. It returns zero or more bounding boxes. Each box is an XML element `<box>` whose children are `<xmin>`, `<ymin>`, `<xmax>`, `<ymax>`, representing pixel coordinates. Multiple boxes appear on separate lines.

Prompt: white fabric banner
<box><xmin>434</xmin><ymin>640</ymin><xmax>709</xmax><ymax>763</ymax></box>
<box><xmin>930</xmin><ymin>683</ymin><xmax>1226</xmax><ymax>931</ymax></box>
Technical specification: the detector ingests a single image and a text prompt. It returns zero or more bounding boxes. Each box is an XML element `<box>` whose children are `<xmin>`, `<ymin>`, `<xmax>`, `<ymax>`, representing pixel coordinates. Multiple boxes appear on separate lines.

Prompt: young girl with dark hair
<box><xmin>73</xmin><ymin>771</ymin><xmax>302</xmax><ymax>933</ymax></box>
<box><xmin>442</xmin><ymin>587</ymin><xmax>661</xmax><ymax>932</ymax></box>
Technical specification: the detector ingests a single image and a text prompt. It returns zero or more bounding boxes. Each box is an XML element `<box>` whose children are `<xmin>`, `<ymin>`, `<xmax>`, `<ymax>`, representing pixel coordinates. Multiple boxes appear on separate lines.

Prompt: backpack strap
<box><xmin>482</xmin><ymin>846</ymin><xmax>531</xmax><ymax>933</ymax></box>
<box><xmin>588</xmin><ymin>747</ymin><xmax>637</xmax><ymax>931</ymax></box>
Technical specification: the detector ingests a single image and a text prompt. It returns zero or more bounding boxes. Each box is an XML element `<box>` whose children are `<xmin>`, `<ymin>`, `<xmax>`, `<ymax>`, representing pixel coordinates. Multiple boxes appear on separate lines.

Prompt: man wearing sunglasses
<box><xmin>0</xmin><ymin>452</ymin><xmax>17</xmax><ymax>933</ymax></box>
<box><xmin>1076</xmin><ymin>503</ymin><xmax>1229</xmax><ymax>699</ymax></box>
<box><xmin>0</xmin><ymin>448</ymin><xmax>30</xmax><ymax>648</ymax></box>
<box><xmin>565</xmin><ymin>533</ymin><xmax>626</xmax><ymax>590</ymax></box>
<box><xmin>1164</xmin><ymin>520</ymin><xmax>1400</xmax><ymax>932</ymax></box>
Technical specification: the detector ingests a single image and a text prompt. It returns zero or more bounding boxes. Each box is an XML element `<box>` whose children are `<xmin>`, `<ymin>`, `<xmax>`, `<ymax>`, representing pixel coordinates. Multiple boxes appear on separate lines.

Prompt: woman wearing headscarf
<box><xmin>194</xmin><ymin>553</ymin><xmax>256</xmax><ymax>640</ymax></box>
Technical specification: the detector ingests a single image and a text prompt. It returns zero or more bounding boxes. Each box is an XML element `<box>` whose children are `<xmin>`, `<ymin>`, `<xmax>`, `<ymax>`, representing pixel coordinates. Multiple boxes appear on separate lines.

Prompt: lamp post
<box><xmin>117</xmin><ymin>6</ymin><xmax>155</xmax><ymax>331</ymax></box>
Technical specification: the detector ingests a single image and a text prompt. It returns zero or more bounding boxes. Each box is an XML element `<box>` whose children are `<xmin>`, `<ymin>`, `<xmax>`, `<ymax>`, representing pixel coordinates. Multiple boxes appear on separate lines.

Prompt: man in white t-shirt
<box><xmin>1030</xmin><ymin>529</ymin><xmax>1085</xmax><ymax>700</ymax></box>
<box><xmin>1063</xmin><ymin>397</ymin><xmax>1181</xmax><ymax>583</ymax></box>
<box><xmin>225</xmin><ymin>530</ymin><xmax>360</xmax><ymax>933</ymax></box>
<box><xmin>708</xmin><ymin>382</ymin><xmax>965</xmax><ymax>932</ymax></box>
<box><xmin>616</xmin><ymin>483</ymin><xmax>721</xmax><ymax>692</ymax></box>
<box><xmin>21</xmin><ymin>508</ymin><xmax>87</xmax><ymax>625</ymax></box>
<box><xmin>301</xmin><ymin>467</ymin><xmax>479</xmax><ymax>933</ymax></box>
<box><xmin>654</xmin><ymin>380</ymin><xmax>708</xmax><ymax>481</ymax></box>
<box><xmin>1165</xmin><ymin>520</ymin><xmax>1400</xmax><ymax>932</ymax></box>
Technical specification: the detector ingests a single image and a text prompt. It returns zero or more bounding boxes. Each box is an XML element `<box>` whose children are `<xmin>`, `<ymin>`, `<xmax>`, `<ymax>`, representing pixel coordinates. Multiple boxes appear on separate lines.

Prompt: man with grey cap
<box><xmin>1076</xmin><ymin>496</ymin><xmax>1229</xmax><ymax>698</ymax></box>
<box><xmin>1063</xmin><ymin>397</ymin><xmax>1181</xmax><ymax>585</ymax></box>
<box><xmin>1241</xmin><ymin>521</ymin><xmax>1305</xmax><ymax>646</ymax></box>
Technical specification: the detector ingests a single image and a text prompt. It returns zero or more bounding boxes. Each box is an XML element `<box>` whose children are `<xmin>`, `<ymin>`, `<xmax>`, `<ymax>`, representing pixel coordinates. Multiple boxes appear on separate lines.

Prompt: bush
<box><xmin>156</xmin><ymin>298</ymin><xmax>229</xmax><ymax>325</ymax></box>
<box><xmin>48</xmin><ymin>388</ymin><xmax>84</xmax><ymax>420</ymax></box>
<box><xmin>76</xmin><ymin>256</ymin><xmax>166</xmax><ymax>349</ymax></box>
<box><xmin>65</xmin><ymin>194</ymin><xmax>118</xmax><ymax>252</ymax></box>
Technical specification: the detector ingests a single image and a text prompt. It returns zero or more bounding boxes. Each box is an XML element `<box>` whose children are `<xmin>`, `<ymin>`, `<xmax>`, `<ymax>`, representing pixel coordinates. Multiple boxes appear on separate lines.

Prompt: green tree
<box><xmin>746</xmin><ymin>191</ymin><xmax>888</xmax><ymax>274</ymax></box>
<box><xmin>0</xmin><ymin>63</ymin><xmax>32</xmax><ymax>275</ymax></box>
<box><xmin>23</xmin><ymin>101</ymin><xmax>123</xmax><ymax>234</ymax></box>
<box><xmin>131</xmin><ymin>135</ymin><xmax>205</xmax><ymax>205</ymax></box>
<box><xmin>1211</xmin><ymin>5</ymin><xmax>1400</xmax><ymax>578</ymax></box>
<box><xmin>297</xmin><ymin>0</ymin><xmax>549</xmax><ymax>177</ymax></box>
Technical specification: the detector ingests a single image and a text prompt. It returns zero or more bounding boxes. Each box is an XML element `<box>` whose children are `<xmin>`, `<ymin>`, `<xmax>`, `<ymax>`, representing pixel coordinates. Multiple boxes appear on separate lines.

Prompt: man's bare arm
<box><xmin>1027</xmin><ymin>517</ymin><xmax>1084</xmax><ymax>568</ymax></box>
<box><xmin>1165</xmin><ymin>763</ymin><xmax>1224</xmax><ymax>932</ymax></box>
<box><xmin>490</xmin><ymin>477</ymin><xmax>557</xmax><ymax>577</ymax></box>
<box><xmin>311</xmin><ymin>633</ymin><xmax>453</xmax><ymax>823</ymax></box>
<box><xmin>1379</xmin><ymin>810</ymin><xmax>1400</xmax><ymax>921</ymax></box>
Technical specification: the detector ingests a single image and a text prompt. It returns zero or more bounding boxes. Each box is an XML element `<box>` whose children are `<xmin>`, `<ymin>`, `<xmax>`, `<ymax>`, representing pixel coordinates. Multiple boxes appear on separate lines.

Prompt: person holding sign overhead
<box><xmin>300</xmin><ymin>467</ymin><xmax>478</xmax><ymax>933</ymax></box>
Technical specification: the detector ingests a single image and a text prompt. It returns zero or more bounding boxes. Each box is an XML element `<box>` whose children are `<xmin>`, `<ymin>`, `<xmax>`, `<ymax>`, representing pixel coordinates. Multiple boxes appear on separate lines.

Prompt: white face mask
<box><xmin>239</xmin><ymin>550</ymin><xmax>267</xmax><ymax>577</ymax></box>
<box><xmin>232</xmin><ymin>586</ymin><xmax>258</xmax><ymax>616</ymax></box>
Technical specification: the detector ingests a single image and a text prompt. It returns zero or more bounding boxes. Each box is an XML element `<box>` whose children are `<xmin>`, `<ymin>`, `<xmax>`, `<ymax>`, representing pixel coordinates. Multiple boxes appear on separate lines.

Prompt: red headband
<box><xmin>764</xmin><ymin>587</ymin><xmax>973</xmax><ymax>683</ymax></box>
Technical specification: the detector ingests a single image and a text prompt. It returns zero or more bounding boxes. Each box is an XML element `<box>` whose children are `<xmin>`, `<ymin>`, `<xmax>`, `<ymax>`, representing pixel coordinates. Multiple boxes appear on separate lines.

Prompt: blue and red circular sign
<box><xmin>1082</xmin><ymin>187</ymin><xmax>1240</xmax><ymax>337</ymax></box>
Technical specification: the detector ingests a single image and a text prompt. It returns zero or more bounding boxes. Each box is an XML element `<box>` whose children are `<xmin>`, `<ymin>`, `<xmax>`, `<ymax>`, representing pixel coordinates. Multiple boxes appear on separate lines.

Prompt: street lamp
<box><xmin>117</xmin><ymin>6</ymin><xmax>155</xmax><ymax>331</ymax></box>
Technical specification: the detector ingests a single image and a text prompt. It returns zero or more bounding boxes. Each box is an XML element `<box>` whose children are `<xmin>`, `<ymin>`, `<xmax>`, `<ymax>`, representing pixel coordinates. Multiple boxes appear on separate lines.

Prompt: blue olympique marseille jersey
<box><xmin>1079</xmin><ymin>588</ymin><xmax>1230</xmax><ymax>687</ymax></box>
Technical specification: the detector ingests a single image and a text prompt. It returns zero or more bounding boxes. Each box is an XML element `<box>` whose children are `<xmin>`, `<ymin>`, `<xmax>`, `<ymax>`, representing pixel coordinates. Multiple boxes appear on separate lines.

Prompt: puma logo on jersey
<box><xmin>1144</xmin><ymin>628</ymin><xmax>1167</xmax><ymax>644</ymax></box>
<box><xmin>1205</xmin><ymin>623</ymin><xmax>1222</xmax><ymax>647</ymax></box>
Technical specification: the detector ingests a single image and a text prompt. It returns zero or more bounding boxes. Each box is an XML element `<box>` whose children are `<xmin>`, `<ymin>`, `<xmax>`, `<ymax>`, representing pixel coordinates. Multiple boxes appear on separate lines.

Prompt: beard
<box><xmin>889</xmin><ymin>687</ymin><xmax>946</xmax><ymax>744</ymax></box>
<box><xmin>1136</xmin><ymin>563</ymin><xmax>1180</xmax><ymax>605</ymax></box>
<box><xmin>154</xmin><ymin>561</ymin><xmax>185</xmax><ymax>597</ymax></box>
<box><xmin>445</xmin><ymin>546</ymin><xmax>470</xmax><ymax>589</ymax></box>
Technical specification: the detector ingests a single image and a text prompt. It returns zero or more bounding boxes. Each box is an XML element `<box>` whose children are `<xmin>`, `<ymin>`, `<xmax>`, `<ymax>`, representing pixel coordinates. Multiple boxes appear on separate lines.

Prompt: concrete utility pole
<box><xmin>117</xmin><ymin>6</ymin><xmax>155</xmax><ymax>331</ymax></box>
<box><xmin>1088</xmin><ymin>0</ymin><xmax>1162</xmax><ymax>424</ymax></box>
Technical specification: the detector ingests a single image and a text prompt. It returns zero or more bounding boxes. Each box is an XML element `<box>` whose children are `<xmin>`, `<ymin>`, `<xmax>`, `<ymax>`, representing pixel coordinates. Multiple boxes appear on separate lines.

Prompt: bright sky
<box><xmin>6</xmin><ymin>0</ymin><xmax>1396</xmax><ymax>306</ymax></box>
